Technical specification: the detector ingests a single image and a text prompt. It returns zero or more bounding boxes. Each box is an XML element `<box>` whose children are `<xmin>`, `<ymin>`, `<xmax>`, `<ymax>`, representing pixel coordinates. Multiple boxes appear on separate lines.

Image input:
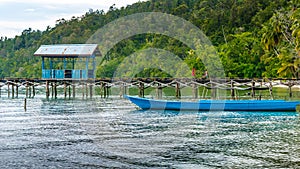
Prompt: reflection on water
<box><xmin>0</xmin><ymin>96</ymin><xmax>299</xmax><ymax>168</ymax></box>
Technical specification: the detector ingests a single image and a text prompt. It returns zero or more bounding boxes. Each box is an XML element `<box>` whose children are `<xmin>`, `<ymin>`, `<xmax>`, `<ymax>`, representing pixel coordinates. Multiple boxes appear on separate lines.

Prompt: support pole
<box><xmin>156</xmin><ymin>83</ymin><xmax>162</xmax><ymax>99</ymax></box>
<box><xmin>24</xmin><ymin>98</ymin><xmax>27</xmax><ymax>112</ymax></box>
<box><xmin>12</xmin><ymin>83</ymin><xmax>14</xmax><ymax>98</ymax></box>
<box><xmin>103</xmin><ymin>83</ymin><xmax>107</xmax><ymax>98</ymax></box>
<box><xmin>176</xmin><ymin>82</ymin><xmax>181</xmax><ymax>99</ymax></box>
<box><xmin>119</xmin><ymin>83</ymin><xmax>125</xmax><ymax>98</ymax></box>
<box><xmin>89</xmin><ymin>84</ymin><xmax>93</xmax><ymax>98</ymax></box>
<box><xmin>7</xmin><ymin>83</ymin><xmax>10</xmax><ymax>98</ymax></box>
<box><xmin>51</xmin><ymin>82</ymin><xmax>54</xmax><ymax>98</ymax></box>
<box><xmin>192</xmin><ymin>83</ymin><xmax>198</xmax><ymax>99</ymax></box>
<box><xmin>54</xmin><ymin>82</ymin><xmax>57</xmax><ymax>99</ymax></box>
<box><xmin>211</xmin><ymin>82</ymin><xmax>216</xmax><ymax>99</ymax></box>
<box><xmin>32</xmin><ymin>85</ymin><xmax>35</xmax><ymax>98</ymax></box>
<box><xmin>72</xmin><ymin>84</ymin><xmax>76</xmax><ymax>98</ymax></box>
<box><xmin>46</xmin><ymin>81</ymin><xmax>50</xmax><ymax>99</ymax></box>
<box><xmin>288</xmin><ymin>80</ymin><xmax>293</xmax><ymax>98</ymax></box>
<box><xmin>86</xmin><ymin>83</ymin><xmax>88</xmax><ymax>98</ymax></box>
<box><xmin>251</xmin><ymin>80</ymin><xmax>255</xmax><ymax>99</ymax></box>
<box><xmin>25</xmin><ymin>82</ymin><xmax>28</xmax><ymax>98</ymax></box>
<box><xmin>138</xmin><ymin>82</ymin><xmax>144</xmax><ymax>98</ymax></box>
<box><xmin>29</xmin><ymin>85</ymin><xmax>32</xmax><ymax>98</ymax></box>
<box><xmin>82</xmin><ymin>83</ymin><xmax>85</xmax><ymax>99</ymax></box>
<box><xmin>231</xmin><ymin>80</ymin><xmax>235</xmax><ymax>100</ymax></box>
<box><xmin>269</xmin><ymin>81</ymin><xmax>273</xmax><ymax>100</ymax></box>
<box><xmin>16</xmin><ymin>85</ymin><xmax>19</xmax><ymax>98</ymax></box>
<box><xmin>69</xmin><ymin>85</ymin><xmax>71</xmax><ymax>99</ymax></box>
<box><xmin>64</xmin><ymin>81</ymin><xmax>67</xmax><ymax>99</ymax></box>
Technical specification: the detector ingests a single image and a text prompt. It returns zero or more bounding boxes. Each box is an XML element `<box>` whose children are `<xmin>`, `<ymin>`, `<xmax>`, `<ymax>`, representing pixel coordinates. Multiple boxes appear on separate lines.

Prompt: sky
<box><xmin>0</xmin><ymin>0</ymin><xmax>145</xmax><ymax>38</ymax></box>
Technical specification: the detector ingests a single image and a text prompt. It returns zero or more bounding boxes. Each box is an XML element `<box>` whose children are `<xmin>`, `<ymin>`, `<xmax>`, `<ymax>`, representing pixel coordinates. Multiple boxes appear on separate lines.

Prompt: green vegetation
<box><xmin>0</xmin><ymin>0</ymin><xmax>300</xmax><ymax>78</ymax></box>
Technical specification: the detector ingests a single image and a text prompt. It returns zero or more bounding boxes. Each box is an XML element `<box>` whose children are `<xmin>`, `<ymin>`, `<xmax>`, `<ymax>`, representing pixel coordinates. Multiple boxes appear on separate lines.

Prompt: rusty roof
<box><xmin>34</xmin><ymin>44</ymin><xmax>100</xmax><ymax>57</ymax></box>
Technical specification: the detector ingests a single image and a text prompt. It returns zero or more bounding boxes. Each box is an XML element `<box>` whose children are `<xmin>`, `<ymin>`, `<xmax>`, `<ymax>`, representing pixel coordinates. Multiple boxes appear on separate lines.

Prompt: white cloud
<box><xmin>0</xmin><ymin>0</ymin><xmax>146</xmax><ymax>38</ymax></box>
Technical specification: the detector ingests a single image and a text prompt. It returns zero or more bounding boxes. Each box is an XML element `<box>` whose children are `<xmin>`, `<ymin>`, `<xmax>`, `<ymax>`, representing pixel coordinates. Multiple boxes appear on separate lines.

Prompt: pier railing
<box><xmin>0</xmin><ymin>78</ymin><xmax>300</xmax><ymax>99</ymax></box>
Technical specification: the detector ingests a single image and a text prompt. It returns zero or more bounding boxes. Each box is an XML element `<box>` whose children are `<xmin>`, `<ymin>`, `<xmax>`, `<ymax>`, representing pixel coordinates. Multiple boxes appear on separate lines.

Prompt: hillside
<box><xmin>0</xmin><ymin>0</ymin><xmax>299</xmax><ymax>78</ymax></box>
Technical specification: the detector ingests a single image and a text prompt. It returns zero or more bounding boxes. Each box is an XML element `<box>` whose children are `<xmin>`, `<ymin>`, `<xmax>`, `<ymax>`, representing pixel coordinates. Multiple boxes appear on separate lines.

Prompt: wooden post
<box><xmin>86</xmin><ymin>83</ymin><xmax>88</xmax><ymax>98</ymax></box>
<box><xmin>64</xmin><ymin>81</ymin><xmax>67</xmax><ymax>99</ymax></box>
<box><xmin>69</xmin><ymin>85</ymin><xmax>71</xmax><ymax>98</ymax></box>
<box><xmin>54</xmin><ymin>82</ymin><xmax>57</xmax><ymax>99</ymax></box>
<box><xmin>46</xmin><ymin>81</ymin><xmax>50</xmax><ymax>98</ymax></box>
<box><xmin>24</xmin><ymin>98</ymin><xmax>27</xmax><ymax>112</ymax></box>
<box><xmin>72</xmin><ymin>84</ymin><xmax>76</xmax><ymax>98</ymax></box>
<box><xmin>0</xmin><ymin>85</ymin><xmax>2</xmax><ymax>98</ymax></box>
<box><xmin>156</xmin><ymin>83</ymin><xmax>162</xmax><ymax>99</ymax></box>
<box><xmin>211</xmin><ymin>82</ymin><xmax>216</xmax><ymax>99</ymax></box>
<box><xmin>251</xmin><ymin>80</ymin><xmax>255</xmax><ymax>99</ymax></box>
<box><xmin>192</xmin><ymin>83</ymin><xmax>198</xmax><ymax>99</ymax></box>
<box><xmin>82</xmin><ymin>83</ymin><xmax>85</xmax><ymax>99</ymax></box>
<box><xmin>29</xmin><ymin>85</ymin><xmax>32</xmax><ymax>98</ymax></box>
<box><xmin>138</xmin><ymin>82</ymin><xmax>144</xmax><ymax>98</ymax></box>
<box><xmin>32</xmin><ymin>85</ymin><xmax>35</xmax><ymax>98</ymax></box>
<box><xmin>269</xmin><ymin>81</ymin><xmax>273</xmax><ymax>100</ymax></box>
<box><xmin>289</xmin><ymin>80</ymin><xmax>293</xmax><ymax>98</ymax></box>
<box><xmin>231</xmin><ymin>80</ymin><xmax>235</xmax><ymax>100</ymax></box>
<box><xmin>7</xmin><ymin>83</ymin><xmax>10</xmax><ymax>98</ymax></box>
<box><xmin>25</xmin><ymin>82</ymin><xmax>28</xmax><ymax>98</ymax></box>
<box><xmin>12</xmin><ymin>83</ymin><xmax>14</xmax><ymax>98</ymax></box>
<box><xmin>51</xmin><ymin>82</ymin><xmax>54</xmax><ymax>98</ymax></box>
<box><xmin>103</xmin><ymin>83</ymin><xmax>107</xmax><ymax>98</ymax></box>
<box><xmin>119</xmin><ymin>83</ymin><xmax>125</xmax><ymax>98</ymax></box>
<box><xmin>259</xmin><ymin>81</ymin><xmax>262</xmax><ymax>100</ymax></box>
<box><xmin>16</xmin><ymin>85</ymin><xmax>19</xmax><ymax>98</ymax></box>
<box><xmin>89</xmin><ymin>84</ymin><xmax>93</xmax><ymax>98</ymax></box>
<box><xmin>176</xmin><ymin>82</ymin><xmax>181</xmax><ymax>99</ymax></box>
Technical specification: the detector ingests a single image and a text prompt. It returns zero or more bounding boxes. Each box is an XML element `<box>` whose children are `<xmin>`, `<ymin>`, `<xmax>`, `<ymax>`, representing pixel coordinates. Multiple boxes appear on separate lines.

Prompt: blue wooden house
<box><xmin>34</xmin><ymin>44</ymin><xmax>100</xmax><ymax>80</ymax></box>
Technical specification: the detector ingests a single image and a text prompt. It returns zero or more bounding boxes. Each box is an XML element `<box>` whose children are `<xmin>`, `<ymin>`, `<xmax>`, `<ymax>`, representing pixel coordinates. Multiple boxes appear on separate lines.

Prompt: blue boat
<box><xmin>125</xmin><ymin>95</ymin><xmax>300</xmax><ymax>111</ymax></box>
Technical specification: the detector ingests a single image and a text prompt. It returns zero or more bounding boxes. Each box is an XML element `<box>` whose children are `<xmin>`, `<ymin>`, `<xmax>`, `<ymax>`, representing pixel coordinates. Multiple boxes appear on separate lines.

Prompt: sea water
<box><xmin>0</xmin><ymin>94</ymin><xmax>299</xmax><ymax>168</ymax></box>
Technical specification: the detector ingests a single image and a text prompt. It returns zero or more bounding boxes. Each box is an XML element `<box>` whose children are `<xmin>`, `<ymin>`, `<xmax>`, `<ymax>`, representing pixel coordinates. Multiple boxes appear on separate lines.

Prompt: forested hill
<box><xmin>0</xmin><ymin>0</ymin><xmax>299</xmax><ymax>78</ymax></box>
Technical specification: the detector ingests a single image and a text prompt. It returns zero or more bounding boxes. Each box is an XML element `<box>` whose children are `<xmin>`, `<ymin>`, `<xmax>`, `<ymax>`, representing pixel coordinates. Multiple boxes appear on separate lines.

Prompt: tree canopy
<box><xmin>0</xmin><ymin>0</ymin><xmax>299</xmax><ymax>79</ymax></box>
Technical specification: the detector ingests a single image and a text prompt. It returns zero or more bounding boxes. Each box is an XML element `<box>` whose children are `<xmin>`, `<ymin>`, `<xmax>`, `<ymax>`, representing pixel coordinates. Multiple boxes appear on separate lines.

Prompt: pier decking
<box><xmin>0</xmin><ymin>78</ymin><xmax>300</xmax><ymax>99</ymax></box>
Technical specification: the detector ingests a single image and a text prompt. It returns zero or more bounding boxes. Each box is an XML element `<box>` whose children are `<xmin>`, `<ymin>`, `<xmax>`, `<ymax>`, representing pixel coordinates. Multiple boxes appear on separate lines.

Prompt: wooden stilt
<box><xmin>7</xmin><ymin>83</ymin><xmax>10</xmax><ymax>98</ymax></box>
<box><xmin>86</xmin><ymin>83</ymin><xmax>88</xmax><ymax>98</ymax></box>
<box><xmin>46</xmin><ymin>81</ymin><xmax>50</xmax><ymax>98</ymax></box>
<box><xmin>72</xmin><ymin>84</ymin><xmax>76</xmax><ymax>98</ymax></box>
<box><xmin>192</xmin><ymin>83</ymin><xmax>198</xmax><ymax>99</ymax></box>
<box><xmin>64</xmin><ymin>81</ymin><xmax>67</xmax><ymax>99</ymax></box>
<box><xmin>103</xmin><ymin>84</ymin><xmax>107</xmax><ymax>98</ymax></box>
<box><xmin>288</xmin><ymin>80</ymin><xmax>293</xmax><ymax>98</ymax></box>
<box><xmin>156</xmin><ymin>83</ymin><xmax>162</xmax><ymax>99</ymax></box>
<box><xmin>82</xmin><ymin>83</ymin><xmax>85</xmax><ymax>99</ymax></box>
<box><xmin>0</xmin><ymin>85</ymin><xmax>2</xmax><ymax>98</ymax></box>
<box><xmin>138</xmin><ymin>82</ymin><xmax>144</xmax><ymax>98</ymax></box>
<box><xmin>89</xmin><ymin>84</ymin><xmax>93</xmax><ymax>98</ymax></box>
<box><xmin>54</xmin><ymin>82</ymin><xmax>57</xmax><ymax>99</ymax></box>
<box><xmin>69</xmin><ymin>85</ymin><xmax>71</xmax><ymax>98</ymax></box>
<box><xmin>176</xmin><ymin>82</ymin><xmax>181</xmax><ymax>99</ymax></box>
<box><xmin>119</xmin><ymin>83</ymin><xmax>124</xmax><ymax>98</ymax></box>
<box><xmin>32</xmin><ymin>85</ymin><xmax>35</xmax><ymax>98</ymax></box>
<box><xmin>51</xmin><ymin>82</ymin><xmax>54</xmax><ymax>98</ymax></box>
<box><xmin>24</xmin><ymin>98</ymin><xmax>27</xmax><ymax>112</ymax></box>
<box><xmin>16</xmin><ymin>85</ymin><xmax>19</xmax><ymax>98</ymax></box>
<box><xmin>231</xmin><ymin>80</ymin><xmax>235</xmax><ymax>100</ymax></box>
<box><xmin>211</xmin><ymin>82</ymin><xmax>216</xmax><ymax>99</ymax></box>
<box><xmin>12</xmin><ymin>83</ymin><xmax>14</xmax><ymax>98</ymax></box>
<box><xmin>25</xmin><ymin>82</ymin><xmax>28</xmax><ymax>98</ymax></box>
<box><xmin>251</xmin><ymin>80</ymin><xmax>255</xmax><ymax>99</ymax></box>
<box><xmin>29</xmin><ymin>85</ymin><xmax>32</xmax><ymax>98</ymax></box>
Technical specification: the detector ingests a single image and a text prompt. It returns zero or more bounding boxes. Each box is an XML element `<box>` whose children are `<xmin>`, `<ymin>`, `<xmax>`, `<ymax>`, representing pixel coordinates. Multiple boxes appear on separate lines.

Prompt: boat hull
<box><xmin>125</xmin><ymin>95</ymin><xmax>300</xmax><ymax>111</ymax></box>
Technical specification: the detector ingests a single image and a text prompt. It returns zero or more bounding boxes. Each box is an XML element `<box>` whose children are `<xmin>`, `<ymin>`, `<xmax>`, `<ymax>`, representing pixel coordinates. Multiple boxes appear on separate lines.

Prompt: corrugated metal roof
<box><xmin>34</xmin><ymin>44</ymin><xmax>100</xmax><ymax>57</ymax></box>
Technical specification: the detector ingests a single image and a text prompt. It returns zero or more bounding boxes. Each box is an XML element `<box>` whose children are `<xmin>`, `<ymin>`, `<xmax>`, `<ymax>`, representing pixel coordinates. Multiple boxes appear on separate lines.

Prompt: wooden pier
<box><xmin>0</xmin><ymin>78</ymin><xmax>300</xmax><ymax>99</ymax></box>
